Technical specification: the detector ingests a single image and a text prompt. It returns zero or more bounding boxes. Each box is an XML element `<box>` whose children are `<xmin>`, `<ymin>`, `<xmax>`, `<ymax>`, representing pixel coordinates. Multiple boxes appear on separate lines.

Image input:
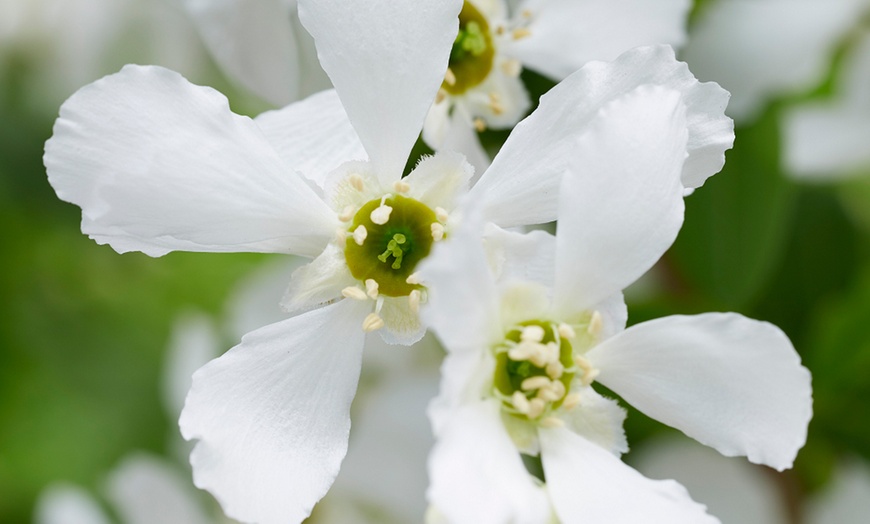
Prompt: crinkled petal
<box><xmin>428</xmin><ymin>400</ymin><xmax>552</xmax><ymax>524</ymax></box>
<box><xmin>484</xmin><ymin>225</ymin><xmax>556</xmax><ymax>289</ymax></box>
<box><xmin>254</xmin><ymin>89</ymin><xmax>367</xmax><ymax>189</ymax></box>
<box><xmin>298</xmin><ymin>0</ymin><xmax>463</xmax><ymax>185</ymax></box>
<box><xmin>44</xmin><ymin>65</ymin><xmax>336</xmax><ymax>258</ymax></box>
<box><xmin>539</xmin><ymin>427</ymin><xmax>718</xmax><ymax>523</ymax></box>
<box><xmin>106</xmin><ymin>454</ymin><xmax>212</xmax><ymax>524</ymax></box>
<box><xmin>281</xmin><ymin>244</ymin><xmax>356</xmax><ymax>313</ymax></box>
<box><xmin>179</xmin><ymin>299</ymin><xmax>370</xmax><ymax>524</ymax></box>
<box><xmin>683</xmin><ymin>0</ymin><xmax>865</xmax><ymax>122</ymax></box>
<box><xmin>552</xmin><ymin>84</ymin><xmax>688</xmax><ymax>313</ymax></box>
<box><xmin>179</xmin><ymin>0</ymin><xmax>302</xmax><ymax>106</ymax></box>
<box><xmin>587</xmin><ymin>313</ymin><xmax>813</xmax><ymax>471</ymax></box>
<box><xmin>35</xmin><ymin>484</ymin><xmax>111</xmax><ymax>524</ymax></box>
<box><xmin>405</xmin><ymin>151</ymin><xmax>475</xmax><ymax>212</ymax></box>
<box><xmin>560</xmin><ymin>386</ymin><xmax>628</xmax><ymax>456</ymax></box>
<box><xmin>471</xmin><ymin>45</ymin><xmax>732</xmax><ymax>228</ymax></box>
<box><xmin>510</xmin><ymin>0</ymin><xmax>690</xmax><ymax>80</ymax></box>
<box><xmin>418</xmin><ymin>208</ymin><xmax>501</xmax><ymax>353</ymax></box>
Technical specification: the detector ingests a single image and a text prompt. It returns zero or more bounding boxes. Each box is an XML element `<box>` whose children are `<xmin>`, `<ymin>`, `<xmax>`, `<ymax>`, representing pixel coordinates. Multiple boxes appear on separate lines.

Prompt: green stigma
<box><xmin>443</xmin><ymin>1</ymin><xmax>495</xmax><ymax>95</ymax></box>
<box><xmin>378</xmin><ymin>233</ymin><xmax>407</xmax><ymax>269</ymax></box>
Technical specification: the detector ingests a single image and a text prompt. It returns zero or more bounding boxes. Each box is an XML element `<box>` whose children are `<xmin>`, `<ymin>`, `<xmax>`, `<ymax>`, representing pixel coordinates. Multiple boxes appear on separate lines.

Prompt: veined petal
<box><xmin>427</xmin><ymin>401</ymin><xmax>552</xmax><ymax>524</ymax></box>
<box><xmin>44</xmin><ymin>65</ymin><xmax>336</xmax><ymax>258</ymax></box>
<box><xmin>106</xmin><ymin>454</ymin><xmax>212</xmax><ymax>524</ymax></box>
<box><xmin>254</xmin><ymin>89</ymin><xmax>367</xmax><ymax>190</ymax></box>
<box><xmin>510</xmin><ymin>0</ymin><xmax>690</xmax><ymax>80</ymax></box>
<box><xmin>553</xmin><ymin>85</ymin><xmax>688</xmax><ymax>313</ymax></box>
<box><xmin>179</xmin><ymin>0</ymin><xmax>303</xmax><ymax>106</ymax></box>
<box><xmin>587</xmin><ymin>313</ymin><xmax>812</xmax><ymax>471</ymax></box>
<box><xmin>179</xmin><ymin>299</ymin><xmax>370</xmax><ymax>524</ymax></box>
<box><xmin>298</xmin><ymin>0</ymin><xmax>463</xmax><ymax>185</ymax></box>
<box><xmin>683</xmin><ymin>0</ymin><xmax>865</xmax><ymax>122</ymax></box>
<box><xmin>35</xmin><ymin>484</ymin><xmax>111</xmax><ymax>524</ymax></box>
<box><xmin>471</xmin><ymin>45</ymin><xmax>732</xmax><ymax>228</ymax></box>
<box><xmin>539</xmin><ymin>427</ymin><xmax>718</xmax><ymax>523</ymax></box>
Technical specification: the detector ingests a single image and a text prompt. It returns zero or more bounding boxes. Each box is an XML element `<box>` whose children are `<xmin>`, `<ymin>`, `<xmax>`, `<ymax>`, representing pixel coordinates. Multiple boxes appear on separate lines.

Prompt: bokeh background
<box><xmin>2</xmin><ymin>0</ymin><xmax>870</xmax><ymax>522</ymax></box>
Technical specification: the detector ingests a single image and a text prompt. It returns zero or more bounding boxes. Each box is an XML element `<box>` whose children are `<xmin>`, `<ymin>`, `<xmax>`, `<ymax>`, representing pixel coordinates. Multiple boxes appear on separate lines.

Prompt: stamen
<box><xmin>362</xmin><ymin>312</ymin><xmax>384</xmax><ymax>332</ymax></box>
<box><xmin>370</xmin><ymin>197</ymin><xmax>393</xmax><ymax>225</ymax></box>
<box><xmin>501</xmin><ymin>59</ymin><xmax>522</xmax><ymax>77</ymax></box>
<box><xmin>377</xmin><ymin>233</ymin><xmax>407</xmax><ymax>269</ymax></box>
<box><xmin>393</xmin><ymin>180</ymin><xmax>411</xmax><ymax>193</ymax></box>
<box><xmin>473</xmin><ymin>117</ymin><xmax>487</xmax><ymax>132</ymax></box>
<box><xmin>353</xmin><ymin>225</ymin><xmax>368</xmax><ymax>246</ymax></box>
<box><xmin>520</xmin><ymin>325</ymin><xmax>545</xmax><ymax>343</ymax></box>
<box><xmin>349</xmin><ymin>173</ymin><xmax>365</xmax><ymax>192</ymax></box>
<box><xmin>527</xmin><ymin>398</ymin><xmax>546</xmax><ymax>419</ymax></box>
<box><xmin>508</xmin><ymin>341</ymin><xmax>536</xmax><ymax>361</ymax></box>
<box><xmin>431</xmin><ymin>222</ymin><xmax>445</xmax><ymax>241</ymax></box>
<box><xmin>512</xmin><ymin>28</ymin><xmax>531</xmax><ymax>40</ymax></box>
<box><xmin>540</xmin><ymin>417</ymin><xmax>564</xmax><ymax>428</ymax></box>
<box><xmin>575</xmin><ymin>355</ymin><xmax>600</xmax><ymax>386</ymax></box>
<box><xmin>549</xmin><ymin>380</ymin><xmax>566</xmax><ymax>399</ymax></box>
<box><xmin>546</xmin><ymin>361</ymin><xmax>564</xmax><ymax>380</ymax></box>
<box><xmin>435</xmin><ymin>207</ymin><xmax>449</xmax><ymax>224</ymax></box>
<box><xmin>341</xmin><ymin>286</ymin><xmax>368</xmax><ymax>301</ymax></box>
<box><xmin>334</xmin><ymin>228</ymin><xmax>347</xmax><ymax>244</ymax></box>
<box><xmin>408</xmin><ymin>289</ymin><xmax>421</xmax><ymax>314</ymax></box>
<box><xmin>365</xmin><ymin>279</ymin><xmax>379</xmax><ymax>299</ymax></box>
<box><xmin>444</xmin><ymin>68</ymin><xmax>457</xmax><ymax>86</ymax></box>
<box><xmin>512</xmin><ymin>391</ymin><xmax>530</xmax><ymax>414</ymax></box>
<box><xmin>406</xmin><ymin>273</ymin><xmax>421</xmax><ymax>285</ymax></box>
<box><xmin>558</xmin><ymin>323</ymin><xmax>576</xmax><ymax>340</ymax></box>
<box><xmin>543</xmin><ymin>342</ymin><xmax>560</xmax><ymax>365</ymax></box>
<box><xmin>435</xmin><ymin>88</ymin><xmax>447</xmax><ymax>104</ymax></box>
<box><xmin>488</xmin><ymin>92</ymin><xmax>504</xmax><ymax>115</ymax></box>
<box><xmin>528</xmin><ymin>346</ymin><xmax>549</xmax><ymax>368</ymax></box>
<box><xmin>521</xmin><ymin>376</ymin><xmax>551</xmax><ymax>392</ymax></box>
<box><xmin>537</xmin><ymin>386</ymin><xmax>562</xmax><ymax>402</ymax></box>
<box><xmin>588</xmin><ymin>310</ymin><xmax>603</xmax><ymax>336</ymax></box>
<box><xmin>562</xmin><ymin>393</ymin><xmax>582</xmax><ymax>411</ymax></box>
<box><xmin>338</xmin><ymin>205</ymin><xmax>356</xmax><ymax>222</ymax></box>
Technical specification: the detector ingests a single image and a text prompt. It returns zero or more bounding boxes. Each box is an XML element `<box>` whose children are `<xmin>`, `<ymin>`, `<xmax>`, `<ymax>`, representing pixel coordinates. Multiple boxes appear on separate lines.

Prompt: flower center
<box><xmin>443</xmin><ymin>1</ymin><xmax>495</xmax><ymax>95</ymax></box>
<box><xmin>344</xmin><ymin>194</ymin><xmax>439</xmax><ymax>297</ymax></box>
<box><xmin>493</xmin><ymin>320</ymin><xmax>583</xmax><ymax>421</ymax></box>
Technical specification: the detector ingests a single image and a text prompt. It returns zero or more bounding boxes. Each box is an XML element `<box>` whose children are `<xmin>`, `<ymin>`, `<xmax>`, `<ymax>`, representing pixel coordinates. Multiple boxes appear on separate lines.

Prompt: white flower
<box><xmin>418</xmin><ymin>72</ymin><xmax>811</xmax><ymax>522</ymax></box>
<box><xmin>423</xmin><ymin>0</ymin><xmax>691</xmax><ymax>173</ymax></box>
<box><xmin>683</xmin><ymin>0</ymin><xmax>870</xmax><ymax>123</ymax></box>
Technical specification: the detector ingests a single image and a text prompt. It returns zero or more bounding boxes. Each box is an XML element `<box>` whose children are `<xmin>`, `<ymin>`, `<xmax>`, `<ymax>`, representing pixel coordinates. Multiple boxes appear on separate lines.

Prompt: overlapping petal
<box><xmin>179</xmin><ymin>299</ymin><xmax>370</xmax><ymax>524</ymax></box>
<box><xmin>552</xmin><ymin>84</ymin><xmax>688</xmax><ymax>313</ymax></box>
<box><xmin>587</xmin><ymin>313</ymin><xmax>812</xmax><ymax>471</ymax></box>
<box><xmin>44</xmin><ymin>65</ymin><xmax>336</xmax><ymax>258</ymax></box>
<box><xmin>539</xmin><ymin>427</ymin><xmax>718</xmax><ymax>523</ymax></box>
<box><xmin>298</xmin><ymin>0</ymin><xmax>463</xmax><ymax>184</ymax></box>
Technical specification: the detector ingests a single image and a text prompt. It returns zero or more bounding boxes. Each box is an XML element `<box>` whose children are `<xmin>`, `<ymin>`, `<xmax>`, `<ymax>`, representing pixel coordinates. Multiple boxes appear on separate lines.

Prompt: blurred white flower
<box><xmin>418</xmin><ymin>58</ymin><xmax>811</xmax><ymax>522</ymax></box>
<box><xmin>423</xmin><ymin>0</ymin><xmax>691</xmax><ymax>173</ymax></box>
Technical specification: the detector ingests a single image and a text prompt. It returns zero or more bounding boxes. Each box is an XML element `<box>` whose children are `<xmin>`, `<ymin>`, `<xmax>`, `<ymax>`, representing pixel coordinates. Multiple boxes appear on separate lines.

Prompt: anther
<box><xmin>365</xmin><ymin>279</ymin><xmax>379</xmax><ymax>299</ymax></box>
<box><xmin>512</xmin><ymin>391</ymin><xmax>530</xmax><ymax>414</ymax></box>
<box><xmin>349</xmin><ymin>173</ymin><xmax>365</xmax><ymax>192</ymax></box>
<box><xmin>338</xmin><ymin>205</ymin><xmax>356</xmax><ymax>222</ymax></box>
<box><xmin>431</xmin><ymin>222</ymin><xmax>445</xmax><ymax>241</ymax></box>
<box><xmin>501</xmin><ymin>59</ymin><xmax>522</xmax><ymax>77</ymax></box>
<box><xmin>473</xmin><ymin>117</ymin><xmax>487</xmax><ymax>132</ymax></box>
<box><xmin>370</xmin><ymin>200</ymin><xmax>393</xmax><ymax>225</ymax></box>
<box><xmin>362</xmin><ymin>312</ymin><xmax>385</xmax><ymax>332</ymax></box>
<box><xmin>341</xmin><ymin>286</ymin><xmax>368</xmax><ymax>301</ymax></box>
<box><xmin>550</xmin><ymin>380</ymin><xmax>566</xmax><ymax>399</ymax></box>
<box><xmin>406</xmin><ymin>273</ymin><xmax>422</xmax><ymax>285</ymax></box>
<box><xmin>562</xmin><ymin>393</ymin><xmax>582</xmax><ymax>411</ymax></box>
<box><xmin>527</xmin><ymin>398</ymin><xmax>546</xmax><ymax>419</ymax></box>
<box><xmin>488</xmin><ymin>92</ymin><xmax>504</xmax><ymax>115</ymax></box>
<box><xmin>435</xmin><ymin>207</ymin><xmax>449</xmax><ymax>223</ymax></box>
<box><xmin>558</xmin><ymin>323</ymin><xmax>576</xmax><ymax>340</ymax></box>
<box><xmin>444</xmin><ymin>68</ymin><xmax>457</xmax><ymax>86</ymax></box>
<box><xmin>353</xmin><ymin>225</ymin><xmax>368</xmax><ymax>246</ymax></box>
<box><xmin>521</xmin><ymin>376</ymin><xmax>551</xmax><ymax>392</ymax></box>
<box><xmin>520</xmin><ymin>325</ymin><xmax>545</xmax><ymax>343</ymax></box>
<box><xmin>435</xmin><ymin>88</ymin><xmax>447</xmax><ymax>104</ymax></box>
<box><xmin>546</xmin><ymin>361</ymin><xmax>564</xmax><ymax>380</ymax></box>
<box><xmin>334</xmin><ymin>228</ymin><xmax>347</xmax><ymax>244</ymax></box>
<box><xmin>540</xmin><ymin>417</ymin><xmax>564</xmax><ymax>428</ymax></box>
<box><xmin>408</xmin><ymin>289</ymin><xmax>421</xmax><ymax>314</ymax></box>
<box><xmin>508</xmin><ymin>341</ymin><xmax>536</xmax><ymax>361</ymax></box>
<box><xmin>393</xmin><ymin>180</ymin><xmax>411</xmax><ymax>193</ymax></box>
<box><xmin>587</xmin><ymin>311</ymin><xmax>603</xmax><ymax>336</ymax></box>
<box><xmin>512</xmin><ymin>28</ymin><xmax>531</xmax><ymax>40</ymax></box>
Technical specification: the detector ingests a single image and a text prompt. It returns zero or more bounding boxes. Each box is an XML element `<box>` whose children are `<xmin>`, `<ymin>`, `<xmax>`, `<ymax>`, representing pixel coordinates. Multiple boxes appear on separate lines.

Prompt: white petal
<box><xmin>423</xmin><ymin>105</ymin><xmax>493</xmax><ymax>178</ymax></box>
<box><xmin>539</xmin><ymin>427</ymin><xmax>718</xmax><ymax>523</ymax></box>
<box><xmin>105</xmin><ymin>454</ymin><xmax>212</xmax><ymax>524</ymax></box>
<box><xmin>378</xmin><ymin>295</ymin><xmax>426</xmax><ymax>346</ymax></box>
<box><xmin>552</xmin><ymin>84</ymin><xmax>688</xmax><ymax>313</ymax></box>
<box><xmin>782</xmin><ymin>106</ymin><xmax>870</xmax><ymax>180</ymax></box>
<box><xmin>452</xmin><ymin>62</ymin><xmax>531</xmax><ymax>130</ymax></box>
<box><xmin>45</xmin><ymin>65</ymin><xmax>336</xmax><ymax>258</ymax></box>
<box><xmin>418</xmin><ymin>208</ymin><xmax>501</xmax><ymax>353</ymax></box>
<box><xmin>471</xmin><ymin>45</ymin><xmax>732</xmax><ymax>228</ymax></box>
<box><xmin>405</xmin><ymin>151</ymin><xmax>475</xmax><ymax>212</ymax></box>
<box><xmin>179</xmin><ymin>299</ymin><xmax>370</xmax><ymax>524</ymax></box>
<box><xmin>510</xmin><ymin>0</ymin><xmax>690</xmax><ymax>80</ymax></box>
<box><xmin>281</xmin><ymin>244</ymin><xmax>356</xmax><ymax>313</ymax></box>
<box><xmin>35</xmin><ymin>484</ymin><xmax>111</xmax><ymax>524</ymax></box>
<box><xmin>560</xmin><ymin>386</ymin><xmax>628</xmax><ymax>456</ymax></box>
<box><xmin>683</xmin><ymin>0</ymin><xmax>865</xmax><ymax>122</ymax></box>
<box><xmin>807</xmin><ymin>459</ymin><xmax>870</xmax><ymax>524</ymax></box>
<box><xmin>427</xmin><ymin>400</ymin><xmax>552</xmax><ymax>524</ymax></box>
<box><xmin>428</xmin><ymin>348</ymin><xmax>495</xmax><ymax>437</ymax></box>
<box><xmin>254</xmin><ymin>89</ymin><xmax>367</xmax><ymax>189</ymax></box>
<box><xmin>298</xmin><ymin>0</ymin><xmax>463</xmax><ymax>185</ymax></box>
<box><xmin>179</xmin><ymin>0</ymin><xmax>302</xmax><ymax>106</ymax></box>
<box><xmin>162</xmin><ymin>312</ymin><xmax>221</xmax><ymax>420</ymax></box>
<box><xmin>483</xmin><ymin>224</ymin><xmax>556</xmax><ymax>289</ymax></box>
<box><xmin>633</xmin><ymin>436</ymin><xmax>789</xmax><ymax>524</ymax></box>
<box><xmin>587</xmin><ymin>313</ymin><xmax>813</xmax><ymax>471</ymax></box>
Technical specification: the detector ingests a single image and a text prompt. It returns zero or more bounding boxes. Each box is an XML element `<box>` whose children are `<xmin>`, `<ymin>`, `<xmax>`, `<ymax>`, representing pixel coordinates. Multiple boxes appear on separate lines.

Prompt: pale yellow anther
<box><xmin>334</xmin><ymin>228</ymin><xmax>347</xmax><ymax>244</ymax></box>
<box><xmin>370</xmin><ymin>204</ymin><xmax>393</xmax><ymax>225</ymax></box>
<box><xmin>562</xmin><ymin>393</ymin><xmax>582</xmax><ymax>411</ymax></box>
<box><xmin>575</xmin><ymin>355</ymin><xmax>600</xmax><ymax>386</ymax></box>
<box><xmin>353</xmin><ymin>225</ymin><xmax>367</xmax><ymax>246</ymax></box>
<box><xmin>393</xmin><ymin>180</ymin><xmax>411</xmax><ymax>193</ymax></box>
<box><xmin>584</xmin><ymin>368</ymin><xmax>601</xmax><ymax>386</ymax></box>
<box><xmin>546</xmin><ymin>361</ymin><xmax>564</xmax><ymax>380</ymax></box>
<box><xmin>408</xmin><ymin>289</ymin><xmax>421</xmax><ymax>314</ymax></box>
<box><xmin>537</xmin><ymin>387</ymin><xmax>562</xmax><ymax>402</ymax></box>
<box><xmin>488</xmin><ymin>92</ymin><xmax>505</xmax><ymax>115</ymax></box>
<box><xmin>405</xmin><ymin>273</ymin><xmax>421</xmax><ymax>285</ymax></box>
<box><xmin>338</xmin><ymin>205</ymin><xmax>356</xmax><ymax>222</ymax></box>
<box><xmin>520</xmin><ymin>325</ymin><xmax>545</xmax><ymax>343</ymax></box>
<box><xmin>558</xmin><ymin>323</ymin><xmax>576</xmax><ymax>340</ymax></box>
<box><xmin>444</xmin><ymin>68</ymin><xmax>457</xmax><ymax>86</ymax></box>
<box><xmin>508</xmin><ymin>342</ymin><xmax>536</xmax><ymax>361</ymax></box>
<box><xmin>431</xmin><ymin>222</ymin><xmax>445</xmax><ymax>241</ymax></box>
<box><xmin>501</xmin><ymin>59</ymin><xmax>522</xmax><ymax>77</ymax></box>
<box><xmin>435</xmin><ymin>207</ymin><xmax>449</xmax><ymax>223</ymax></box>
<box><xmin>365</xmin><ymin>279</ymin><xmax>379</xmax><ymax>299</ymax></box>
<box><xmin>362</xmin><ymin>312</ymin><xmax>384</xmax><ymax>332</ymax></box>
<box><xmin>349</xmin><ymin>173</ymin><xmax>365</xmax><ymax>192</ymax></box>
<box><xmin>527</xmin><ymin>398</ymin><xmax>546</xmax><ymax>419</ymax></box>
<box><xmin>512</xmin><ymin>391</ymin><xmax>530</xmax><ymax>414</ymax></box>
<box><xmin>435</xmin><ymin>88</ymin><xmax>447</xmax><ymax>104</ymax></box>
<box><xmin>528</xmin><ymin>346</ymin><xmax>549</xmax><ymax>368</ymax></box>
<box><xmin>587</xmin><ymin>311</ymin><xmax>603</xmax><ymax>336</ymax></box>
<box><xmin>512</xmin><ymin>28</ymin><xmax>531</xmax><ymax>40</ymax></box>
<box><xmin>550</xmin><ymin>380</ymin><xmax>566</xmax><ymax>399</ymax></box>
<box><xmin>521</xmin><ymin>375</ymin><xmax>551</xmax><ymax>391</ymax></box>
<box><xmin>473</xmin><ymin>117</ymin><xmax>487</xmax><ymax>132</ymax></box>
<box><xmin>341</xmin><ymin>286</ymin><xmax>368</xmax><ymax>301</ymax></box>
<box><xmin>540</xmin><ymin>417</ymin><xmax>565</xmax><ymax>428</ymax></box>
<box><xmin>543</xmin><ymin>342</ymin><xmax>560</xmax><ymax>365</ymax></box>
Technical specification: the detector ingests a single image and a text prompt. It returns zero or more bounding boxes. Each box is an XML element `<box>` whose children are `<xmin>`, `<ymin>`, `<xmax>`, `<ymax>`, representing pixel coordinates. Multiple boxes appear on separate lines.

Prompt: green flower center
<box><xmin>443</xmin><ymin>1</ymin><xmax>495</xmax><ymax>95</ymax></box>
<box><xmin>344</xmin><ymin>195</ymin><xmax>439</xmax><ymax>297</ymax></box>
